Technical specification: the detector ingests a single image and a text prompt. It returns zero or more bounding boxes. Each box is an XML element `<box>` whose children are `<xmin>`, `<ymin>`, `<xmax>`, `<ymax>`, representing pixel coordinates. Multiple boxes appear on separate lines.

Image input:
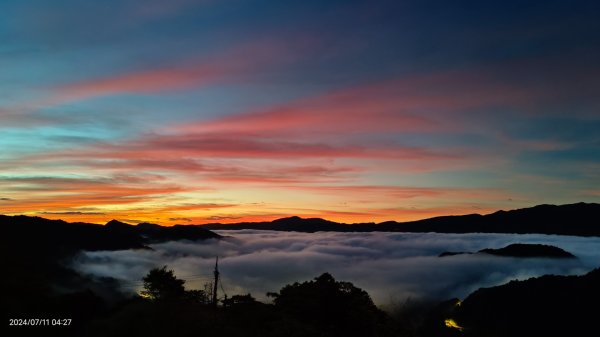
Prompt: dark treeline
<box><xmin>7</xmin><ymin>262</ymin><xmax>600</xmax><ymax>337</ymax></box>
<box><xmin>81</xmin><ymin>267</ymin><xmax>396</xmax><ymax>337</ymax></box>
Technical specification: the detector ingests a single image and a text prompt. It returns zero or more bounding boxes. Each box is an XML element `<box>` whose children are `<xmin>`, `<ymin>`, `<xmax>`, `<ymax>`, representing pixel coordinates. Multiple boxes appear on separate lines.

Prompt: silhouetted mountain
<box><xmin>1</xmin><ymin>216</ymin><xmax>145</xmax><ymax>257</ymax></box>
<box><xmin>438</xmin><ymin>251</ymin><xmax>472</xmax><ymax>257</ymax></box>
<box><xmin>201</xmin><ymin>216</ymin><xmax>348</xmax><ymax>232</ymax></box>
<box><xmin>201</xmin><ymin>202</ymin><xmax>600</xmax><ymax>236</ymax></box>
<box><xmin>479</xmin><ymin>243</ymin><xmax>575</xmax><ymax>258</ymax></box>
<box><xmin>143</xmin><ymin>224</ymin><xmax>223</xmax><ymax>242</ymax></box>
<box><xmin>439</xmin><ymin>243</ymin><xmax>575</xmax><ymax>258</ymax></box>
<box><xmin>101</xmin><ymin>218</ymin><xmax>223</xmax><ymax>243</ymax></box>
<box><xmin>137</xmin><ymin>222</ymin><xmax>162</xmax><ymax>230</ymax></box>
<box><xmin>0</xmin><ymin>215</ymin><xmax>220</xmax><ymax>290</ymax></box>
<box><xmin>449</xmin><ymin>268</ymin><xmax>600</xmax><ymax>336</ymax></box>
<box><xmin>105</xmin><ymin>219</ymin><xmax>132</xmax><ymax>228</ymax></box>
<box><xmin>0</xmin><ymin>215</ymin><xmax>221</xmax><ymax>257</ymax></box>
<box><xmin>379</xmin><ymin>202</ymin><xmax>600</xmax><ymax>235</ymax></box>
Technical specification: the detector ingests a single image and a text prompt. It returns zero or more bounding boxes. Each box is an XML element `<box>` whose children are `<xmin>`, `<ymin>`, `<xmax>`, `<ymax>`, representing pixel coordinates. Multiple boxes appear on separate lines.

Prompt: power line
<box><xmin>219</xmin><ymin>278</ymin><xmax>227</xmax><ymax>299</ymax></box>
<box><xmin>118</xmin><ymin>276</ymin><xmax>213</xmax><ymax>288</ymax></box>
<box><xmin>117</xmin><ymin>273</ymin><xmax>213</xmax><ymax>285</ymax></box>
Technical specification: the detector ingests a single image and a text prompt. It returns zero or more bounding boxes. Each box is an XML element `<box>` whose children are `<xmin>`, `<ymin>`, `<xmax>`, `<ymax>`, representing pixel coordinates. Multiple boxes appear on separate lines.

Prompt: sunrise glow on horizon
<box><xmin>1</xmin><ymin>0</ymin><xmax>599</xmax><ymax>225</ymax></box>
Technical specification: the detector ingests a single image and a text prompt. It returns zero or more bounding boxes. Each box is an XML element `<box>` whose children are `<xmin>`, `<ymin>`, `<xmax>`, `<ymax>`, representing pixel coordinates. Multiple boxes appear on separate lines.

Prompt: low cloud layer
<box><xmin>73</xmin><ymin>231</ymin><xmax>600</xmax><ymax>306</ymax></box>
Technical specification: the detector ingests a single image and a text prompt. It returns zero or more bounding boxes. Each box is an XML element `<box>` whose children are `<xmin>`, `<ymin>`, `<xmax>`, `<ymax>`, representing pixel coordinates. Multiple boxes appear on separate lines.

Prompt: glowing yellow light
<box><xmin>445</xmin><ymin>319</ymin><xmax>464</xmax><ymax>331</ymax></box>
<box><xmin>139</xmin><ymin>292</ymin><xmax>152</xmax><ymax>299</ymax></box>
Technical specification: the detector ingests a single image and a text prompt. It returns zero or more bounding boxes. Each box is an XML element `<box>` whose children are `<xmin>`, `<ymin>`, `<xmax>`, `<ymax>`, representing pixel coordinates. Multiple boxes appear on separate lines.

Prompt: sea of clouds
<box><xmin>72</xmin><ymin>230</ymin><xmax>600</xmax><ymax>306</ymax></box>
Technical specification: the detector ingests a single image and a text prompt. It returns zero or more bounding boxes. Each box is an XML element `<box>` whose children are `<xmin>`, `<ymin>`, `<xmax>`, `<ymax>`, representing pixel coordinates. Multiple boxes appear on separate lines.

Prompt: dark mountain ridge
<box><xmin>0</xmin><ymin>215</ymin><xmax>221</xmax><ymax>258</ymax></box>
<box><xmin>439</xmin><ymin>243</ymin><xmax>576</xmax><ymax>258</ymax></box>
<box><xmin>201</xmin><ymin>202</ymin><xmax>600</xmax><ymax>236</ymax></box>
<box><xmin>478</xmin><ymin>243</ymin><xmax>575</xmax><ymax>258</ymax></box>
<box><xmin>203</xmin><ymin>216</ymin><xmax>350</xmax><ymax>232</ymax></box>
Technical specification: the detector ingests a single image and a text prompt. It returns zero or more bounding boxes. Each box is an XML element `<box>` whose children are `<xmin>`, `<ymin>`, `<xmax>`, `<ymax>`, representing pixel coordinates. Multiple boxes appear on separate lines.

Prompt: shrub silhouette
<box><xmin>184</xmin><ymin>289</ymin><xmax>210</xmax><ymax>304</ymax></box>
<box><xmin>141</xmin><ymin>266</ymin><xmax>185</xmax><ymax>301</ymax></box>
<box><xmin>223</xmin><ymin>293</ymin><xmax>258</xmax><ymax>307</ymax></box>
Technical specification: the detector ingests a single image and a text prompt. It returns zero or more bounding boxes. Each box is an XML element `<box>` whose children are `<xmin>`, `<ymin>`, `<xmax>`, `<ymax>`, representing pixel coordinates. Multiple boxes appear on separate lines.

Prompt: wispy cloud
<box><xmin>169</xmin><ymin>217</ymin><xmax>193</xmax><ymax>222</ymax></box>
<box><xmin>0</xmin><ymin>36</ymin><xmax>315</xmax><ymax>125</ymax></box>
<box><xmin>38</xmin><ymin>211</ymin><xmax>106</xmax><ymax>215</ymax></box>
<box><xmin>167</xmin><ymin>70</ymin><xmax>546</xmax><ymax>137</ymax></box>
<box><xmin>0</xmin><ymin>174</ymin><xmax>186</xmax><ymax>212</ymax></box>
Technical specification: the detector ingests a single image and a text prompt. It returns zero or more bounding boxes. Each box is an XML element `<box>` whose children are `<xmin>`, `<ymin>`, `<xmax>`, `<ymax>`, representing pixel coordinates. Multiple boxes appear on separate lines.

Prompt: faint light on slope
<box><xmin>445</xmin><ymin>318</ymin><xmax>464</xmax><ymax>331</ymax></box>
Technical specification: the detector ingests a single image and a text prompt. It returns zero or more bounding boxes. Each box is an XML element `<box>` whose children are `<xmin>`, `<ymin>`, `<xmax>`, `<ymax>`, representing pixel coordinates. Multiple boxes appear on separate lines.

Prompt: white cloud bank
<box><xmin>72</xmin><ymin>231</ymin><xmax>600</xmax><ymax>305</ymax></box>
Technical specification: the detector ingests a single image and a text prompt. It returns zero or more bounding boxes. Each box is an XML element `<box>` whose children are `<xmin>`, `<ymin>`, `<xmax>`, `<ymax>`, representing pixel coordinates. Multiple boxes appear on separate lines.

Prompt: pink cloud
<box><xmin>162</xmin><ymin>68</ymin><xmax>552</xmax><ymax>144</ymax></box>
<box><xmin>11</xmin><ymin>72</ymin><xmax>509</xmax><ymax>190</ymax></box>
<box><xmin>121</xmin><ymin>135</ymin><xmax>449</xmax><ymax>159</ymax></box>
<box><xmin>3</xmin><ymin>66</ymin><xmax>553</xmax><ymax>201</ymax></box>
<box><xmin>55</xmin><ymin>65</ymin><xmax>222</xmax><ymax>100</ymax></box>
<box><xmin>0</xmin><ymin>36</ymin><xmax>316</xmax><ymax>122</ymax></box>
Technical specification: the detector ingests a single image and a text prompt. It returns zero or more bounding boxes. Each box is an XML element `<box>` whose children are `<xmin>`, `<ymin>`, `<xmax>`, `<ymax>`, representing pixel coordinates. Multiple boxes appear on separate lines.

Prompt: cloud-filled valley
<box><xmin>72</xmin><ymin>231</ymin><xmax>600</xmax><ymax>306</ymax></box>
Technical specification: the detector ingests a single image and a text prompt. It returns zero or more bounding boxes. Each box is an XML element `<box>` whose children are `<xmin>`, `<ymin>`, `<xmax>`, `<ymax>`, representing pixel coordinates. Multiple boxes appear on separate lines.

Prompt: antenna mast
<box><xmin>212</xmin><ymin>256</ymin><xmax>219</xmax><ymax>308</ymax></box>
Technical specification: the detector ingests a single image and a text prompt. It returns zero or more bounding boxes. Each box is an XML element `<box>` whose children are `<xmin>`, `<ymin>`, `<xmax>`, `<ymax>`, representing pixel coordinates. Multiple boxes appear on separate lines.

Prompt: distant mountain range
<box><xmin>0</xmin><ymin>216</ymin><xmax>221</xmax><ymax>258</ymax></box>
<box><xmin>200</xmin><ymin>202</ymin><xmax>600</xmax><ymax>237</ymax></box>
<box><xmin>1</xmin><ymin>202</ymin><xmax>599</xmax><ymax>253</ymax></box>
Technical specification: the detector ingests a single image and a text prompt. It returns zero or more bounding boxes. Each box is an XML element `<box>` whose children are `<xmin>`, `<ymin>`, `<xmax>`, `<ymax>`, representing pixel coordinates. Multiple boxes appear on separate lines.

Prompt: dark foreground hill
<box><xmin>201</xmin><ymin>202</ymin><xmax>600</xmax><ymax>236</ymax></box>
<box><xmin>448</xmin><ymin>268</ymin><xmax>600</xmax><ymax>337</ymax></box>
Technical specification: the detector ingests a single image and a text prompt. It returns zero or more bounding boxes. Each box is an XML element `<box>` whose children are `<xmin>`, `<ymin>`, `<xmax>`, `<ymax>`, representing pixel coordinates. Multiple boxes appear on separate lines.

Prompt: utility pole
<box><xmin>212</xmin><ymin>256</ymin><xmax>219</xmax><ymax>308</ymax></box>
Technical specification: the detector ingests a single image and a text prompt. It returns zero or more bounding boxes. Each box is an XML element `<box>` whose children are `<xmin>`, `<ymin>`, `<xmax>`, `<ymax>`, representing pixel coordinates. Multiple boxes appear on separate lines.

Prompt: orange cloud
<box><xmin>0</xmin><ymin>175</ymin><xmax>187</xmax><ymax>212</ymax></box>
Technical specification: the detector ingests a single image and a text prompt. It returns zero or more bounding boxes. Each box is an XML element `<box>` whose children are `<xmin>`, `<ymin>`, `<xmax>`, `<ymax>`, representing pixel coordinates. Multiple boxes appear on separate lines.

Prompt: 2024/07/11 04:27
<box><xmin>8</xmin><ymin>318</ymin><xmax>72</xmax><ymax>326</ymax></box>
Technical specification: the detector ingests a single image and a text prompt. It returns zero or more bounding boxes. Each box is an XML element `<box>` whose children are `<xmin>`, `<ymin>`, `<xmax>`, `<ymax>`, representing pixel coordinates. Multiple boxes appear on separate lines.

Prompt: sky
<box><xmin>1</xmin><ymin>0</ymin><xmax>599</xmax><ymax>225</ymax></box>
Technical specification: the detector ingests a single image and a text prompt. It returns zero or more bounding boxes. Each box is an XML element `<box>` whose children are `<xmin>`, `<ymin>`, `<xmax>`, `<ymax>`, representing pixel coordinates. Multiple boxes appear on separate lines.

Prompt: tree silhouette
<box><xmin>270</xmin><ymin>273</ymin><xmax>387</xmax><ymax>337</ymax></box>
<box><xmin>140</xmin><ymin>265</ymin><xmax>185</xmax><ymax>301</ymax></box>
<box><xmin>184</xmin><ymin>289</ymin><xmax>210</xmax><ymax>304</ymax></box>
